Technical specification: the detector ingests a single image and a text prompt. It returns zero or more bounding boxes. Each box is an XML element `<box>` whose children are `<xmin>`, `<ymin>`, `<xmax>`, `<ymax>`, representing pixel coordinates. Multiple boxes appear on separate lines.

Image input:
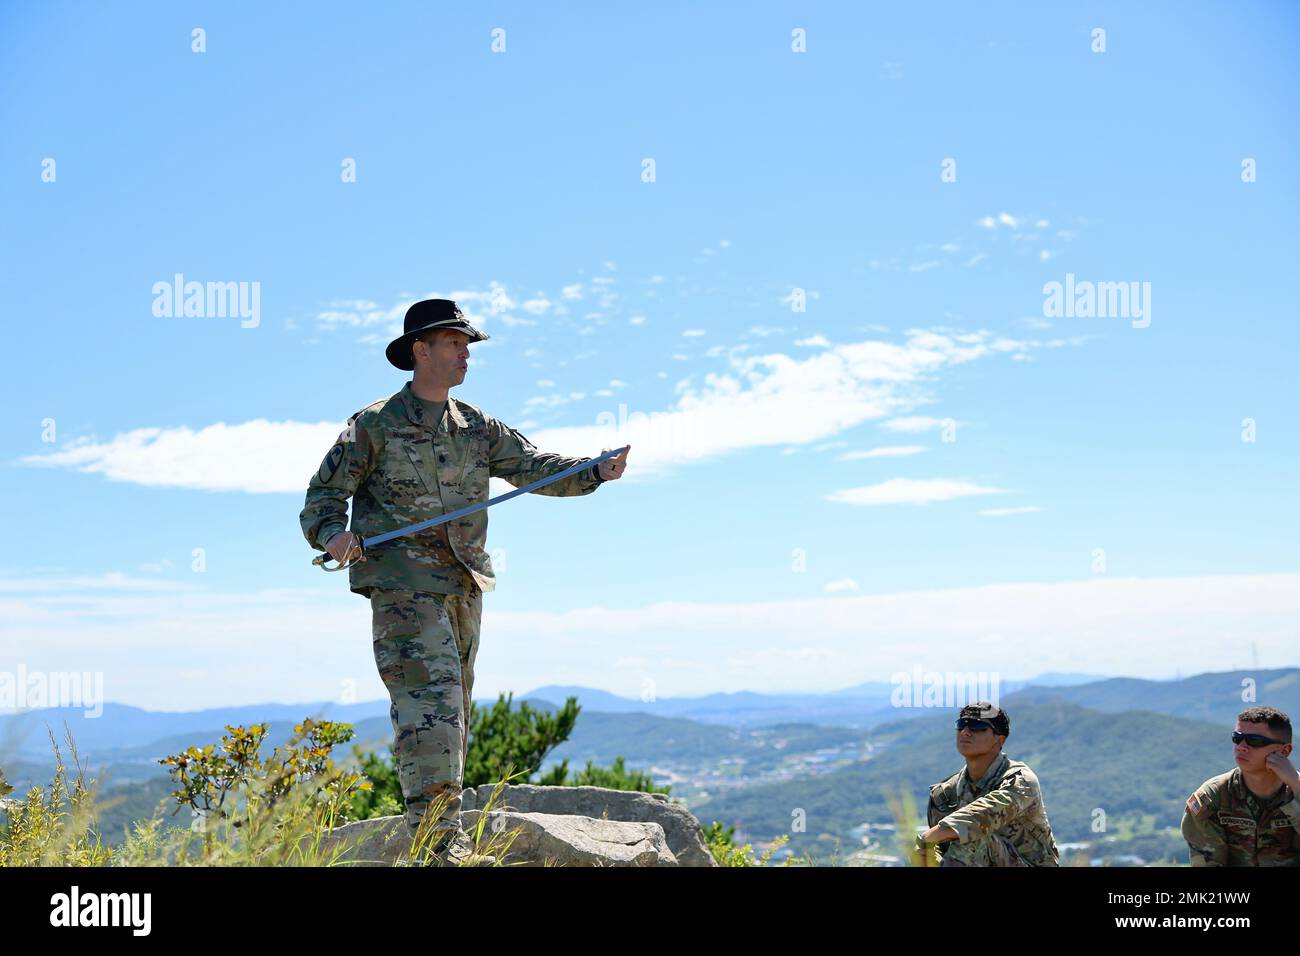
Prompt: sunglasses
<box><xmin>1232</xmin><ymin>731</ymin><xmax>1287</xmax><ymax>748</ymax></box>
<box><xmin>956</xmin><ymin>718</ymin><xmax>995</xmax><ymax>732</ymax></box>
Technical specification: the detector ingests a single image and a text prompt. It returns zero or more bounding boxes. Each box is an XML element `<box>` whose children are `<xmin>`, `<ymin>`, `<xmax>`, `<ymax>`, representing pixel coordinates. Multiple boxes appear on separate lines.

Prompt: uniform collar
<box><xmin>399</xmin><ymin>381</ymin><xmax>468</xmax><ymax>432</ymax></box>
<box><xmin>962</xmin><ymin>751</ymin><xmax>1011</xmax><ymax>795</ymax></box>
<box><xmin>1230</xmin><ymin>766</ymin><xmax>1294</xmax><ymax>811</ymax></box>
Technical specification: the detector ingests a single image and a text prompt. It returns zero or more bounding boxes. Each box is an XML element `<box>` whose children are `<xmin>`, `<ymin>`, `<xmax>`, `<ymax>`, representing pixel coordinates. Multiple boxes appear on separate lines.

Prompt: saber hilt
<box><xmin>312</xmin><ymin>535</ymin><xmax>365</xmax><ymax>572</ymax></box>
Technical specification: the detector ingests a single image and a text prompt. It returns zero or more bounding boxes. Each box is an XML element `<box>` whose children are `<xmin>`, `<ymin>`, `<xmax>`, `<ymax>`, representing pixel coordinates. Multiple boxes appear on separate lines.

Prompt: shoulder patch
<box><xmin>1186</xmin><ymin>792</ymin><xmax>1206</xmax><ymax>817</ymax></box>
<box><xmin>318</xmin><ymin>443</ymin><xmax>345</xmax><ymax>483</ymax></box>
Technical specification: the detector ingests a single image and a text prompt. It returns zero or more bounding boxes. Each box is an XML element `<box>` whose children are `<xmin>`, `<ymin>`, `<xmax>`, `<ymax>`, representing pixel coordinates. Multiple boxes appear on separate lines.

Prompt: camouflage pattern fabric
<box><xmin>371</xmin><ymin>587</ymin><xmax>481</xmax><ymax>834</ymax></box>
<box><xmin>301</xmin><ymin>382</ymin><xmax>605</xmax><ymax>834</ymax></box>
<box><xmin>300</xmin><ymin>381</ymin><xmax>603</xmax><ymax>597</ymax></box>
<box><xmin>928</xmin><ymin>751</ymin><xmax>1060</xmax><ymax>867</ymax></box>
<box><xmin>1181</xmin><ymin>768</ymin><xmax>1300</xmax><ymax>866</ymax></box>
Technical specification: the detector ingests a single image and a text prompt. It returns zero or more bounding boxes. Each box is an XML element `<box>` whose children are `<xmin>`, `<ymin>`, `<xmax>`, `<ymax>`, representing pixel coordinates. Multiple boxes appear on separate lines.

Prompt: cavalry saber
<box><xmin>312</xmin><ymin>444</ymin><xmax>630</xmax><ymax>572</ymax></box>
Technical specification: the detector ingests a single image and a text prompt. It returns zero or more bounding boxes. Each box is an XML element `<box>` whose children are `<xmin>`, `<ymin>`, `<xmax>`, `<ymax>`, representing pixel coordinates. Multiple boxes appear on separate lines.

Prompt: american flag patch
<box><xmin>1187</xmin><ymin>792</ymin><xmax>1204</xmax><ymax>816</ymax></box>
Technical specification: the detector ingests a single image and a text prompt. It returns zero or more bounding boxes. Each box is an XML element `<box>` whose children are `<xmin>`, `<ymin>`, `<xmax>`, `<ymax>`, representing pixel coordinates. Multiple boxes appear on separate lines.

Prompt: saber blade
<box><xmin>312</xmin><ymin>444</ymin><xmax>629</xmax><ymax>571</ymax></box>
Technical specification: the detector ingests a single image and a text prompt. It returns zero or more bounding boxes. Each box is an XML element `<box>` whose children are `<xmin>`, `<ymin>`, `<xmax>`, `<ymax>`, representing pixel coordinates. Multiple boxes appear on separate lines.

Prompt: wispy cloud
<box><xmin>827</xmin><ymin>478</ymin><xmax>1005</xmax><ymax>506</ymax></box>
<box><xmin>19</xmin><ymin>420</ymin><xmax>340</xmax><ymax>494</ymax></box>
<box><xmin>839</xmin><ymin>445</ymin><xmax>927</xmax><ymax>460</ymax></box>
<box><xmin>795</xmin><ymin>334</ymin><xmax>831</xmax><ymax>348</ymax></box>
<box><xmin>20</xmin><ymin>326</ymin><xmax>1070</xmax><ymax>492</ymax></box>
<box><xmin>979</xmin><ymin>505</ymin><xmax>1041</xmax><ymax>517</ymax></box>
<box><xmin>880</xmin><ymin>416</ymin><xmax>951</xmax><ymax>434</ymax></box>
<box><xmin>823</xmin><ymin>578</ymin><xmax>860</xmax><ymax>593</ymax></box>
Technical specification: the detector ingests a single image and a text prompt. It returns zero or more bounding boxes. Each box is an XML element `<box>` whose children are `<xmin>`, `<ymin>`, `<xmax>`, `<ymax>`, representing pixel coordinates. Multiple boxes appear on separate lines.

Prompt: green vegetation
<box><xmin>346</xmin><ymin>692</ymin><xmax>669</xmax><ymax>822</ymax></box>
<box><xmin>699</xmin><ymin>820</ymin><xmax>802</xmax><ymax>866</ymax></box>
<box><xmin>693</xmin><ymin>702</ymin><xmax>1221</xmax><ymax>865</ymax></box>
<box><xmin>0</xmin><ymin>720</ymin><xmax>516</xmax><ymax>867</ymax></box>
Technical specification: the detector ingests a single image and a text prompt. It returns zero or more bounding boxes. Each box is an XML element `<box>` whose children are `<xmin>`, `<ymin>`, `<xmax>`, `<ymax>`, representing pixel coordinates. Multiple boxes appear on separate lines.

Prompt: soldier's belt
<box><xmin>312</xmin><ymin>444</ymin><xmax>630</xmax><ymax>572</ymax></box>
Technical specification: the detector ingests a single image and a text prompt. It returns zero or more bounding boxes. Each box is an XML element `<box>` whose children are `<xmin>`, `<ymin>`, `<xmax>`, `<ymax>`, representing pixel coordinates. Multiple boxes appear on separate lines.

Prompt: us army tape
<box><xmin>312</xmin><ymin>444</ymin><xmax>630</xmax><ymax>572</ymax></box>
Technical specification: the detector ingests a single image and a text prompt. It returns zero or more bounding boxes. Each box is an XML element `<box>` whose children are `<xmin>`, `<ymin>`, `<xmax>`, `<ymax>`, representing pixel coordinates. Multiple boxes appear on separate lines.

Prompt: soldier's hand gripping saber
<box><xmin>312</xmin><ymin>444</ymin><xmax>631</xmax><ymax>571</ymax></box>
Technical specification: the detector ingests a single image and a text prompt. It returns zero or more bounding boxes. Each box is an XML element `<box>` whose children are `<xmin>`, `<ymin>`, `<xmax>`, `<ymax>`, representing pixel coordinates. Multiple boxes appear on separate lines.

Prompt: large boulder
<box><xmin>461</xmin><ymin>784</ymin><xmax>717</xmax><ymax>867</ymax></box>
<box><xmin>319</xmin><ymin>785</ymin><xmax>719</xmax><ymax>867</ymax></box>
<box><xmin>461</xmin><ymin>810</ymin><xmax>675</xmax><ymax>866</ymax></box>
<box><xmin>318</xmin><ymin>810</ymin><xmax>676</xmax><ymax>867</ymax></box>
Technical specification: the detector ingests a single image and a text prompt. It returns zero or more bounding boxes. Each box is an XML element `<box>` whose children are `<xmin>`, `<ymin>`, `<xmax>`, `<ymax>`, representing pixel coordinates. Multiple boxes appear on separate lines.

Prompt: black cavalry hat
<box><xmin>386</xmin><ymin>298</ymin><xmax>489</xmax><ymax>370</ymax></box>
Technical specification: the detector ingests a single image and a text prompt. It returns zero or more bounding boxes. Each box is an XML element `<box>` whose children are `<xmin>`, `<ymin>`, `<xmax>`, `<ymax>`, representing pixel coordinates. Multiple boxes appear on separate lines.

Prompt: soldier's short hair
<box><xmin>411</xmin><ymin>328</ymin><xmax>448</xmax><ymax>367</ymax></box>
<box><xmin>1237</xmin><ymin>706</ymin><xmax>1292</xmax><ymax>742</ymax></box>
<box><xmin>958</xmin><ymin>701</ymin><xmax>1010</xmax><ymax>738</ymax></box>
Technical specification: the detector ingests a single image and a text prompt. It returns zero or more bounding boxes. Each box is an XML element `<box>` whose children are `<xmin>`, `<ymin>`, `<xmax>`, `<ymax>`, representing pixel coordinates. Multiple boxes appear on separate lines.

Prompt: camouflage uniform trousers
<box><xmin>369</xmin><ymin>586</ymin><xmax>482</xmax><ymax>836</ymax></box>
<box><xmin>940</xmin><ymin>833</ymin><xmax>1032</xmax><ymax>866</ymax></box>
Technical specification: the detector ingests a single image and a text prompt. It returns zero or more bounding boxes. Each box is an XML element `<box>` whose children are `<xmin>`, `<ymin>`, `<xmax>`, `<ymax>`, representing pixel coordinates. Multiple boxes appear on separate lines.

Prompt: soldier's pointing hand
<box><xmin>598</xmin><ymin>444</ymin><xmax>631</xmax><ymax>481</ymax></box>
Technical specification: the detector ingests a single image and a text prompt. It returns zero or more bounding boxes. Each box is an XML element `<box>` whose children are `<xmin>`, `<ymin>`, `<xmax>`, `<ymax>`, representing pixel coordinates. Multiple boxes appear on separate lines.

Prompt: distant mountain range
<box><xmin>0</xmin><ymin>670</ymin><xmax>1106</xmax><ymax>761</ymax></box>
<box><xmin>4</xmin><ymin>668</ymin><xmax>1292</xmax><ymax>764</ymax></box>
<box><xmin>517</xmin><ymin>671</ymin><xmax>1106</xmax><ymax>728</ymax></box>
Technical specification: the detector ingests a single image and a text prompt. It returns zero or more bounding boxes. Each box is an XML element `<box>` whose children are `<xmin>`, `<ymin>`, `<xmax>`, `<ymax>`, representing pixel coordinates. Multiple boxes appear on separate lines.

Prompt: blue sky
<box><xmin>2</xmin><ymin>2</ymin><xmax>1298</xmax><ymax>711</ymax></box>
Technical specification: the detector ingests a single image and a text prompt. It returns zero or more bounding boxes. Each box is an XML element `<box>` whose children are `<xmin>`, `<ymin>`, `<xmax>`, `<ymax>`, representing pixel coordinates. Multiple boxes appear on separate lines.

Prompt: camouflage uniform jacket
<box><xmin>928</xmin><ymin>751</ymin><xmax>1060</xmax><ymax>866</ymax></box>
<box><xmin>300</xmin><ymin>382</ymin><xmax>603</xmax><ymax>597</ymax></box>
<box><xmin>1181</xmin><ymin>768</ymin><xmax>1300</xmax><ymax>866</ymax></box>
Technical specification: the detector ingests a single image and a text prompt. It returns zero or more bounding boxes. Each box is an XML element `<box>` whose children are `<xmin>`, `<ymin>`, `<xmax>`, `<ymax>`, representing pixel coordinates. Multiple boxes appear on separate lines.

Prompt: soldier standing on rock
<box><xmin>300</xmin><ymin>298</ymin><xmax>630</xmax><ymax>850</ymax></box>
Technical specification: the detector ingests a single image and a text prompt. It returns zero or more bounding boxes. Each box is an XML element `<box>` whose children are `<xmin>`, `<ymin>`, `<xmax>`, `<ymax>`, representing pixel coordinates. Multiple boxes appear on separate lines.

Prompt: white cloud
<box><xmin>561</xmin><ymin>283</ymin><xmax>583</xmax><ymax>300</ymax></box>
<box><xmin>795</xmin><ymin>335</ymin><xmax>831</xmax><ymax>348</ymax></box>
<box><xmin>881</xmin><ymin>416</ymin><xmax>950</xmax><ymax>433</ymax></box>
<box><xmin>682</xmin><ymin>329</ymin><xmax>706</xmax><ymax>337</ymax></box>
<box><xmin>840</xmin><ymin>445</ymin><xmax>927</xmax><ymax>460</ymax></box>
<box><xmin>977</xmin><ymin>212</ymin><xmax>1021</xmax><ymax>231</ymax></box>
<box><xmin>824</xmin><ymin>578</ymin><xmax>860</xmax><ymax>594</ymax></box>
<box><xmin>20</xmin><ymin>420</ymin><xmax>341</xmax><ymax>494</ymax></box>
<box><xmin>909</xmin><ymin>260</ymin><xmax>941</xmax><ymax>272</ymax></box>
<box><xmin>979</xmin><ymin>506</ymin><xmax>1041</xmax><ymax>516</ymax></box>
<box><xmin>22</xmin><ymin>327</ymin><xmax>1066</xmax><ymax>491</ymax></box>
<box><xmin>827</xmin><ymin>478</ymin><xmax>1005</xmax><ymax>506</ymax></box>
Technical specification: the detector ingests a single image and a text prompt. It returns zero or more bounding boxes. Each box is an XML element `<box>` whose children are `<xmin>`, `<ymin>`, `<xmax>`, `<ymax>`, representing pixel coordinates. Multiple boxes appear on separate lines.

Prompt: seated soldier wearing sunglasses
<box><xmin>918</xmin><ymin>702</ymin><xmax>1060</xmax><ymax>866</ymax></box>
<box><xmin>1181</xmin><ymin>706</ymin><xmax>1300</xmax><ymax>866</ymax></box>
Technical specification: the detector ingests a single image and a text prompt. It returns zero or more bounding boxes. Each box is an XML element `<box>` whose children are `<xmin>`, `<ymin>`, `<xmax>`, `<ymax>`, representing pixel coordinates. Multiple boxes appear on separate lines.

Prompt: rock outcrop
<box><xmin>461</xmin><ymin>783</ymin><xmax>717</xmax><ymax>867</ymax></box>
<box><xmin>320</xmin><ymin>784</ymin><xmax>717</xmax><ymax>867</ymax></box>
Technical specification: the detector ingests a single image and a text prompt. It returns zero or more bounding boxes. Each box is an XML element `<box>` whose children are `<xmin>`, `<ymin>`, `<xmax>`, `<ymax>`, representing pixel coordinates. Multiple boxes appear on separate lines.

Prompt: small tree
<box><xmin>349</xmin><ymin>693</ymin><xmax>671</xmax><ymax>819</ymax></box>
<box><xmin>465</xmin><ymin>692</ymin><xmax>580</xmax><ymax>788</ymax></box>
<box><xmin>568</xmin><ymin>756</ymin><xmax>669</xmax><ymax>794</ymax></box>
<box><xmin>158</xmin><ymin>717</ymin><xmax>371</xmax><ymax>860</ymax></box>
